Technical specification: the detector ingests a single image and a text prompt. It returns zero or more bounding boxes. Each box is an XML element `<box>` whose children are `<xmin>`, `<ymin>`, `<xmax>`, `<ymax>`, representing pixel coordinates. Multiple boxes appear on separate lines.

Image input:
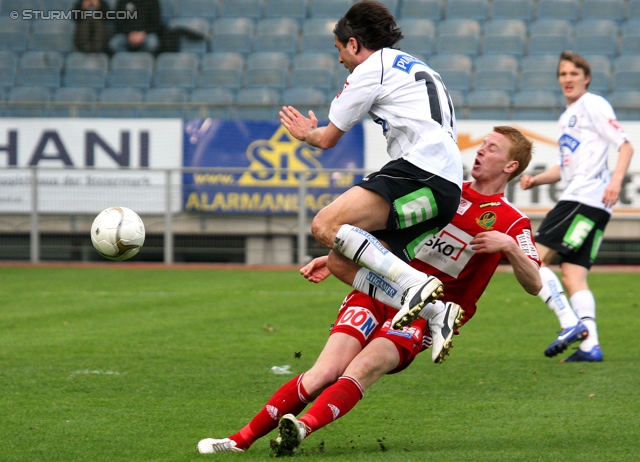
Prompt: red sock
<box><xmin>299</xmin><ymin>376</ymin><xmax>364</xmax><ymax>435</ymax></box>
<box><xmin>229</xmin><ymin>374</ymin><xmax>312</xmax><ymax>449</ymax></box>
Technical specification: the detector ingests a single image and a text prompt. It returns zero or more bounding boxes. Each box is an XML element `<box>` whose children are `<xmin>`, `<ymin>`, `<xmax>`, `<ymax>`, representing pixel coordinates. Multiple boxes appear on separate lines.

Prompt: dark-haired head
<box><xmin>333</xmin><ymin>0</ymin><xmax>403</xmax><ymax>51</ymax></box>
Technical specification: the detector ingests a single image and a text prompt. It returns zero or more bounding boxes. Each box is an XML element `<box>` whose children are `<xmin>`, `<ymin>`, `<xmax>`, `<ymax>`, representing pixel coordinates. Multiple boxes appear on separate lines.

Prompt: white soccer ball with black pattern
<box><xmin>90</xmin><ymin>207</ymin><xmax>145</xmax><ymax>261</ymax></box>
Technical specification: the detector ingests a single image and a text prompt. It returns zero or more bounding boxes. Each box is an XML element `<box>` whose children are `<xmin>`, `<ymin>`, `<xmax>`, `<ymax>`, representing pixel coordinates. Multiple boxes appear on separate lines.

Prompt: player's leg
<box><xmin>230</xmin><ymin>334</ymin><xmax>361</xmax><ymax>450</ymax></box>
<box><xmin>534</xmin><ymin>203</ymin><xmax>588</xmax><ymax>357</ymax></box>
<box><xmin>538</xmin><ymin>248</ymin><xmax>587</xmax><ymax>357</ymax></box>
<box><xmin>197</xmin><ymin>335</ymin><xmax>363</xmax><ymax>454</ymax></box>
<box><xmin>312</xmin><ymin>162</ymin><xmax>460</xmax><ymax>328</ymax></box>
<box><xmin>272</xmin><ymin>338</ymin><xmax>401</xmax><ymax>456</ymax></box>
<box><xmin>300</xmin><ymin>333</ymin><xmax>365</xmax><ymax>396</ymax></box>
<box><xmin>198</xmin><ymin>293</ymin><xmax>383</xmax><ymax>454</ymax></box>
<box><xmin>326</xmin><ymin>249</ymin><xmax>444</xmax><ymax>315</ymax></box>
<box><xmin>272</xmin><ymin>313</ymin><xmax>428</xmax><ymax>456</ymax></box>
<box><xmin>538</xmin><ymin>242</ymin><xmax>580</xmax><ymax>329</ymax></box>
<box><xmin>557</xmin><ymin>207</ymin><xmax>608</xmax><ymax>362</ymax></box>
<box><xmin>561</xmin><ymin>262</ymin><xmax>602</xmax><ymax>362</ymax></box>
<box><xmin>314</xmin><ymin>185</ymin><xmax>433</xmax><ymax>293</ymax></box>
<box><xmin>196</xmin><ymin>373</ymin><xmax>313</xmax><ymax>454</ymax></box>
<box><xmin>328</xmin><ymin>253</ymin><xmax>405</xmax><ymax>308</ymax></box>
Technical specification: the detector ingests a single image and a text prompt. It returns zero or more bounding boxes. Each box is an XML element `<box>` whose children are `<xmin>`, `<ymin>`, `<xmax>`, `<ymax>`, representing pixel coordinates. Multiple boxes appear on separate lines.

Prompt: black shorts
<box><xmin>535</xmin><ymin>200</ymin><xmax>610</xmax><ymax>269</ymax></box>
<box><xmin>357</xmin><ymin>158</ymin><xmax>461</xmax><ymax>262</ymax></box>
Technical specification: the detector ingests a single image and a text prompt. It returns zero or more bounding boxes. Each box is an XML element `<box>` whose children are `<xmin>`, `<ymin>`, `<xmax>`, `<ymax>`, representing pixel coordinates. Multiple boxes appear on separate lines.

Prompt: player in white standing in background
<box><xmin>196</xmin><ymin>127</ymin><xmax>541</xmax><ymax>456</ymax></box>
<box><xmin>280</xmin><ymin>0</ymin><xmax>463</xmax><ymax>330</ymax></box>
<box><xmin>520</xmin><ymin>51</ymin><xmax>634</xmax><ymax>362</ymax></box>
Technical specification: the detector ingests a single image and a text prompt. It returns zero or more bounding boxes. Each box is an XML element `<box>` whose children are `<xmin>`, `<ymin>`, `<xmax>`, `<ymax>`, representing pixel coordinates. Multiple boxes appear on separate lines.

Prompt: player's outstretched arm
<box><xmin>300</xmin><ymin>255</ymin><xmax>332</xmax><ymax>283</ymax></box>
<box><xmin>470</xmin><ymin>231</ymin><xmax>542</xmax><ymax>295</ymax></box>
<box><xmin>520</xmin><ymin>164</ymin><xmax>562</xmax><ymax>190</ymax></box>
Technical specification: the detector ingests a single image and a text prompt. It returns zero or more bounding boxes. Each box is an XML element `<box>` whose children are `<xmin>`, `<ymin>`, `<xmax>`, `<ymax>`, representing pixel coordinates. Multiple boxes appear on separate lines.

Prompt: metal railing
<box><xmin>2</xmin><ymin>166</ymin><xmax>362</xmax><ymax>265</ymax></box>
<box><xmin>3</xmin><ymin>166</ymin><xmax>640</xmax><ymax>265</ymax></box>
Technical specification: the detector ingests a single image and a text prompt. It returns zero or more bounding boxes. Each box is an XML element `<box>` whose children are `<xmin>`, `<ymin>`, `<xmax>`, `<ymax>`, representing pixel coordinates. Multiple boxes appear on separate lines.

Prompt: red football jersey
<box><xmin>410</xmin><ymin>182</ymin><xmax>540</xmax><ymax>324</ymax></box>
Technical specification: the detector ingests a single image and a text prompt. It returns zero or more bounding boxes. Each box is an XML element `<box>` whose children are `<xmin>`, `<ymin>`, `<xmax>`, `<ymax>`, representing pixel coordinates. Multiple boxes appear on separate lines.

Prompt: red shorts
<box><xmin>330</xmin><ymin>290</ymin><xmax>428</xmax><ymax>374</ymax></box>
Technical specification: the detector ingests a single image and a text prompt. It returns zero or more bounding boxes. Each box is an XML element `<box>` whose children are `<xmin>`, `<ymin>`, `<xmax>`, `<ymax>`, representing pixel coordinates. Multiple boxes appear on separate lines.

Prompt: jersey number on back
<box><xmin>414</xmin><ymin>71</ymin><xmax>454</xmax><ymax>129</ymax></box>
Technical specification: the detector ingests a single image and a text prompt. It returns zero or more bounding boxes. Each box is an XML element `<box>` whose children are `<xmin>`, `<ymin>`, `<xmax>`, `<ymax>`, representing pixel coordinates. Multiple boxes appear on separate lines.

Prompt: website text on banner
<box><xmin>182</xmin><ymin>120</ymin><xmax>364</xmax><ymax>215</ymax></box>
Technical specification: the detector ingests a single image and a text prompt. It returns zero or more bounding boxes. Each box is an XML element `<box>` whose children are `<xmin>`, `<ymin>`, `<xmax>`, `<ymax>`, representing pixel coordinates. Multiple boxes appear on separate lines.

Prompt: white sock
<box><xmin>419</xmin><ymin>300</ymin><xmax>444</xmax><ymax>320</ymax></box>
<box><xmin>571</xmin><ymin>290</ymin><xmax>598</xmax><ymax>351</ymax></box>
<box><xmin>538</xmin><ymin>267</ymin><xmax>579</xmax><ymax>329</ymax></box>
<box><xmin>333</xmin><ymin>224</ymin><xmax>427</xmax><ymax>290</ymax></box>
<box><xmin>352</xmin><ymin>268</ymin><xmax>403</xmax><ymax>309</ymax></box>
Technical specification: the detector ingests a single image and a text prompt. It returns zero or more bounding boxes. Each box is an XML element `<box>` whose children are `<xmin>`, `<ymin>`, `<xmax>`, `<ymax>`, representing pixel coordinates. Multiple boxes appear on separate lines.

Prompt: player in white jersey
<box><xmin>280</xmin><ymin>0</ymin><xmax>463</xmax><ymax>330</ymax></box>
<box><xmin>521</xmin><ymin>51</ymin><xmax>634</xmax><ymax>362</ymax></box>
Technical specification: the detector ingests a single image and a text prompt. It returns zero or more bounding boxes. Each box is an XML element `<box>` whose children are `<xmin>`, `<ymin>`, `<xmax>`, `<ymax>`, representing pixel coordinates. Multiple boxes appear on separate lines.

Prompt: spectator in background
<box><xmin>73</xmin><ymin>0</ymin><xmax>111</xmax><ymax>53</ymax></box>
<box><xmin>109</xmin><ymin>0</ymin><xmax>162</xmax><ymax>54</ymax></box>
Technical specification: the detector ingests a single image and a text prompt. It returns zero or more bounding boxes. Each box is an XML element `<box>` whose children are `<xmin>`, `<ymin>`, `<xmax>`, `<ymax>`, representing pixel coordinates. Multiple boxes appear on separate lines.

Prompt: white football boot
<box><xmin>197</xmin><ymin>438</ymin><xmax>243</xmax><ymax>454</ymax></box>
<box><xmin>391</xmin><ymin>276</ymin><xmax>444</xmax><ymax>330</ymax></box>
<box><xmin>421</xmin><ymin>301</ymin><xmax>463</xmax><ymax>363</ymax></box>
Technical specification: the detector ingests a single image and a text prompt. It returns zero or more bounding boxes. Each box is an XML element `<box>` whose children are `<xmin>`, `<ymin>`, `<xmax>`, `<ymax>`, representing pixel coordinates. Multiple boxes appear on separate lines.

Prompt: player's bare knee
<box><xmin>303</xmin><ymin>368</ymin><xmax>342</xmax><ymax>395</ymax></box>
<box><xmin>562</xmin><ymin>275</ymin><xmax>587</xmax><ymax>295</ymax></box>
<box><xmin>345</xmin><ymin>357</ymin><xmax>383</xmax><ymax>386</ymax></box>
<box><xmin>311</xmin><ymin>214</ymin><xmax>338</xmax><ymax>249</ymax></box>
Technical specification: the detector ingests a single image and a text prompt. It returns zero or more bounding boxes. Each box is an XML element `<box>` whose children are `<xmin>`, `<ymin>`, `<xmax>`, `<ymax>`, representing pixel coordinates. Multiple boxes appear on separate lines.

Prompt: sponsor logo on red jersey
<box><xmin>336</xmin><ymin>307</ymin><xmax>378</xmax><ymax>340</ymax></box>
<box><xmin>457</xmin><ymin>197</ymin><xmax>472</xmax><ymax>215</ymax></box>
<box><xmin>475</xmin><ymin>211</ymin><xmax>497</xmax><ymax>230</ymax></box>
<box><xmin>517</xmin><ymin>229</ymin><xmax>539</xmax><ymax>260</ymax></box>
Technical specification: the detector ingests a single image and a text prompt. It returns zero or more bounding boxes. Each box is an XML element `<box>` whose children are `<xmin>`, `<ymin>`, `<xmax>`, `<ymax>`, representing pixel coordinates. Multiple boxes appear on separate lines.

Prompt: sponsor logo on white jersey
<box><xmin>415</xmin><ymin>224</ymin><xmax>475</xmax><ymax>278</ymax></box>
<box><xmin>392</xmin><ymin>54</ymin><xmax>426</xmax><ymax>73</ymax></box>
<box><xmin>559</xmin><ymin>133</ymin><xmax>580</xmax><ymax>152</ymax></box>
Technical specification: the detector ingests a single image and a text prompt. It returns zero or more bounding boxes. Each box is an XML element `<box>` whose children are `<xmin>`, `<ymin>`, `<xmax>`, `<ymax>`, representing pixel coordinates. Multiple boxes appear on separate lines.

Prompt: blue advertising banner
<box><xmin>182</xmin><ymin>120</ymin><xmax>364</xmax><ymax>214</ymax></box>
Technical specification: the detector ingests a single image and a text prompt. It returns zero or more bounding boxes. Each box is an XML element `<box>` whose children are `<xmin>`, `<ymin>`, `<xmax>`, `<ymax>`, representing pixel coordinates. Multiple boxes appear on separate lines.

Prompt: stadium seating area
<box><xmin>0</xmin><ymin>0</ymin><xmax>639</xmax><ymax>119</ymax></box>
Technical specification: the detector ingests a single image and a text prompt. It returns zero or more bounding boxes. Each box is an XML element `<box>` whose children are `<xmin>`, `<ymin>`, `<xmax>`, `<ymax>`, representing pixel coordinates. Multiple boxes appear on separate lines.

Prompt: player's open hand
<box><xmin>300</xmin><ymin>255</ymin><xmax>331</xmax><ymax>283</ymax></box>
<box><xmin>280</xmin><ymin>106</ymin><xmax>318</xmax><ymax>142</ymax></box>
<box><xmin>470</xmin><ymin>231</ymin><xmax>512</xmax><ymax>254</ymax></box>
<box><xmin>602</xmin><ymin>182</ymin><xmax>621</xmax><ymax>208</ymax></box>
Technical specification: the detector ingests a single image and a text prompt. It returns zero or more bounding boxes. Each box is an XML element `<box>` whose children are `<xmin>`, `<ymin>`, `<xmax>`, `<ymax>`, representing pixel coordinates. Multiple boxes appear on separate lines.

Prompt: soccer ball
<box><xmin>90</xmin><ymin>207</ymin><xmax>145</xmax><ymax>261</ymax></box>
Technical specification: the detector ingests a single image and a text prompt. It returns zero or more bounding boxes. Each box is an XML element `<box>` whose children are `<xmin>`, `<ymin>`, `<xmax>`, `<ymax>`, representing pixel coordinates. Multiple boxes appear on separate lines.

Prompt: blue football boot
<box><xmin>544</xmin><ymin>322</ymin><xmax>589</xmax><ymax>357</ymax></box>
<box><xmin>561</xmin><ymin>345</ymin><xmax>603</xmax><ymax>363</ymax></box>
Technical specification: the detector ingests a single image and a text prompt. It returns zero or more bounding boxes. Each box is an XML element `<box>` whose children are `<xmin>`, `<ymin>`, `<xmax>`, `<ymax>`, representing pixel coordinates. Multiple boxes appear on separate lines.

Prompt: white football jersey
<box><xmin>557</xmin><ymin>92</ymin><xmax>630</xmax><ymax>213</ymax></box>
<box><xmin>329</xmin><ymin>48</ymin><xmax>462</xmax><ymax>188</ymax></box>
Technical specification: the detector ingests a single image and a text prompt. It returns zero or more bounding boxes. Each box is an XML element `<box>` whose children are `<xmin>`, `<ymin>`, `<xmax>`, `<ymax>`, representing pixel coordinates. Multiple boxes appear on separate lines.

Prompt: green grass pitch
<box><xmin>1</xmin><ymin>265</ymin><xmax>639</xmax><ymax>461</ymax></box>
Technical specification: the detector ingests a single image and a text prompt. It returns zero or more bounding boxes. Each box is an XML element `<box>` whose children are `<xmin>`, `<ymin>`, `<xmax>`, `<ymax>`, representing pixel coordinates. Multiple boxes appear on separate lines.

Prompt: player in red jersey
<box><xmin>409</xmin><ymin>178</ymin><xmax>542</xmax><ymax>328</ymax></box>
<box><xmin>197</xmin><ymin>127</ymin><xmax>541</xmax><ymax>456</ymax></box>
